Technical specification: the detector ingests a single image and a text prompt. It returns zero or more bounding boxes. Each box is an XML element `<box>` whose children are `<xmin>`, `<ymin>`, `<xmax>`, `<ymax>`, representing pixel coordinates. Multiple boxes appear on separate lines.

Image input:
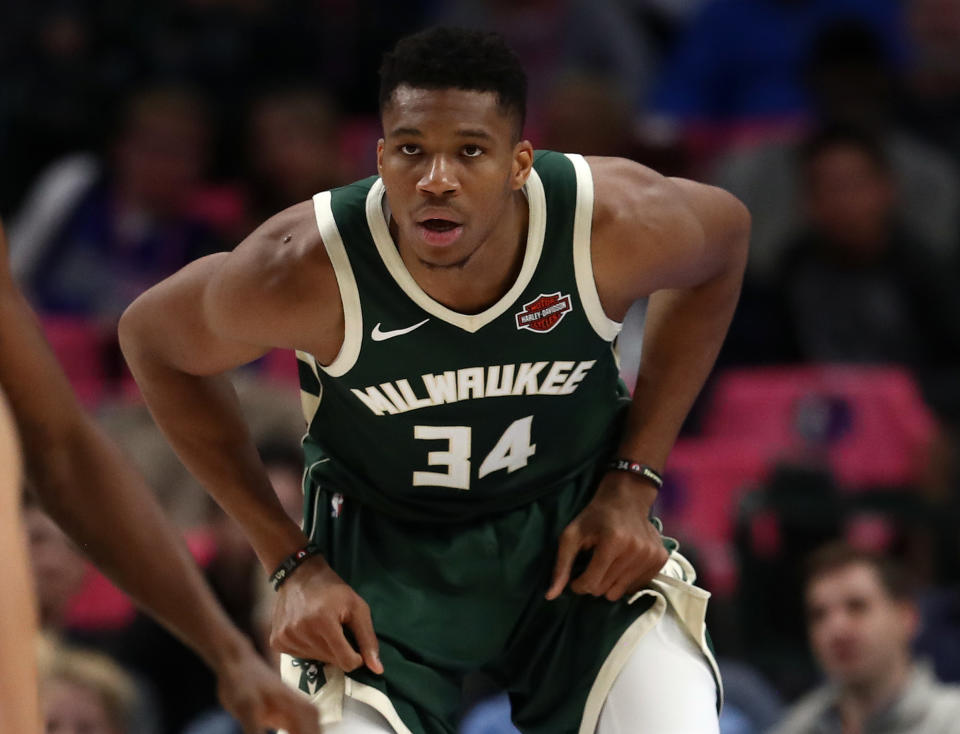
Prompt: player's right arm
<box><xmin>120</xmin><ymin>201</ymin><xmax>383</xmax><ymax>675</ymax></box>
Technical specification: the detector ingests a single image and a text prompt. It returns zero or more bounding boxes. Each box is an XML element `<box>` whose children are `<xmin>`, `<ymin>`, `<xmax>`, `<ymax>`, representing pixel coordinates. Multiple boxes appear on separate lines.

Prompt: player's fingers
<box><xmin>545</xmin><ymin>524</ymin><xmax>583</xmax><ymax>600</ymax></box>
<box><xmin>325</xmin><ymin>622</ymin><xmax>364</xmax><ymax>671</ymax></box>
<box><xmin>591</xmin><ymin>555</ymin><xmax>635</xmax><ymax>601</ymax></box>
<box><xmin>600</xmin><ymin>555</ymin><xmax>642</xmax><ymax>602</ymax></box>
<box><xmin>570</xmin><ymin>542</ymin><xmax>619</xmax><ymax>596</ymax></box>
<box><xmin>272</xmin><ymin>623</ymin><xmax>326</xmax><ymax>662</ymax></box>
<box><xmin>347</xmin><ymin>600</ymin><xmax>383</xmax><ymax>675</ymax></box>
<box><xmin>604</xmin><ymin>572</ymin><xmax>637</xmax><ymax>603</ymax></box>
<box><xmin>618</xmin><ymin>545</ymin><xmax>671</xmax><ymax>599</ymax></box>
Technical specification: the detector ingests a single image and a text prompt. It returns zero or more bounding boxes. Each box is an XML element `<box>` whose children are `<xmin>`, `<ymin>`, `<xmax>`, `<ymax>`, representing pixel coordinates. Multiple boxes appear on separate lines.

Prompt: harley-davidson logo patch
<box><xmin>515</xmin><ymin>292</ymin><xmax>573</xmax><ymax>333</ymax></box>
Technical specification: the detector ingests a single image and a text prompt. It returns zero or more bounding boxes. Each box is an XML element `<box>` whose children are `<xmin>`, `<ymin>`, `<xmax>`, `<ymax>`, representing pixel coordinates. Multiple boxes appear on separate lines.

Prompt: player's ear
<box><xmin>511</xmin><ymin>140</ymin><xmax>534</xmax><ymax>190</ymax></box>
<box><xmin>377</xmin><ymin>139</ymin><xmax>385</xmax><ymax>174</ymax></box>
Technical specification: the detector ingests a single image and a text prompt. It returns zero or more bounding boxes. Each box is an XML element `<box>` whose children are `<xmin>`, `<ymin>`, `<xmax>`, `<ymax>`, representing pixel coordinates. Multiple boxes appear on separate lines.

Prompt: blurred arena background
<box><xmin>3</xmin><ymin>1</ymin><xmax>960</xmax><ymax>732</ymax></box>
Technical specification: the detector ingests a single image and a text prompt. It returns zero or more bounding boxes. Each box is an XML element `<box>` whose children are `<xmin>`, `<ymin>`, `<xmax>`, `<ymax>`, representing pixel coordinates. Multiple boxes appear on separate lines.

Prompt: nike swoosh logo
<box><xmin>371</xmin><ymin>318</ymin><xmax>430</xmax><ymax>341</ymax></box>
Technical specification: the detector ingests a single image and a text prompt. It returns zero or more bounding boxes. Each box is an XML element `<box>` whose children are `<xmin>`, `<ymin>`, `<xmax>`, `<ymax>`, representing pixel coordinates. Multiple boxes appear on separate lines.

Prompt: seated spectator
<box><xmin>23</xmin><ymin>487</ymin><xmax>89</xmax><ymax>631</ymax></box>
<box><xmin>243</xmin><ymin>86</ymin><xmax>349</xmax><ymax>230</ymax></box>
<box><xmin>899</xmin><ymin>0</ymin><xmax>960</xmax><ymax>166</ymax></box>
<box><xmin>771</xmin><ymin>124</ymin><xmax>960</xmax><ymax>370</ymax></box>
<box><xmin>711</xmin><ymin>20</ymin><xmax>960</xmax><ymax>285</ymax></box>
<box><xmin>770</xmin><ymin>542</ymin><xmax>960</xmax><ymax>734</ymax></box>
<box><xmin>9</xmin><ymin>85</ymin><xmax>219</xmax><ymax>321</ymax></box>
<box><xmin>647</xmin><ymin>0</ymin><xmax>906</xmax><ymax>164</ymax></box>
<box><xmin>433</xmin><ymin>0</ymin><xmax>655</xmax><ymax>133</ymax></box>
<box><xmin>38</xmin><ymin>637</ymin><xmax>145</xmax><ymax>734</ymax></box>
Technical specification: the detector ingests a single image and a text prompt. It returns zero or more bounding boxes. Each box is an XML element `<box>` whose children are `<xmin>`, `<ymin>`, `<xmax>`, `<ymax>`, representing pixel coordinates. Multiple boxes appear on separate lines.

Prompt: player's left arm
<box><xmin>547</xmin><ymin>157</ymin><xmax>749</xmax><ymax>601</ymax></box>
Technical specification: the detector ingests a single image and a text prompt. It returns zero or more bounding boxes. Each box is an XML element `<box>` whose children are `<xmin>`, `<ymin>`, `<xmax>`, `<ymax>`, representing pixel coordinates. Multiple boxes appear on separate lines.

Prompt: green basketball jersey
<box><xmin>297</xmin><ymin>151</ymin><xmax>630</xmax><ymax>523</ymax></box>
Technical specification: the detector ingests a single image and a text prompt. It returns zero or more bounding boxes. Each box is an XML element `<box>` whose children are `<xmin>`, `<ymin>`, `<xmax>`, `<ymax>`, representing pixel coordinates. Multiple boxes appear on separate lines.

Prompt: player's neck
<box><xmin>404</xmin><ymin>190</ymin><xmax>529</xmax><ymax>314</ymax></box>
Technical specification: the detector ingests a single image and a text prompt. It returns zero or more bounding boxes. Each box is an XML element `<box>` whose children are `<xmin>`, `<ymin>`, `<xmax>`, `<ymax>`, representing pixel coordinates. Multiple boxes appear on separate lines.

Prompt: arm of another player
<box><xmin>0</xmin><ymin>221</ymin><xmax>320</xmax><ymax>734</ymax></box>
<box><xmin>0</xmin><ymin>392</ymin><xmax>41</xmax><ymax>734</ymax></box>
<box><xmin>119</xmin><ymin>202</ymin><xmax>383</xmax><ymax>676</ymax></box>
<box><xmin>547</xmin><ymin>158</ymin><xmax>750</xmax><ymax>601</ymax></box>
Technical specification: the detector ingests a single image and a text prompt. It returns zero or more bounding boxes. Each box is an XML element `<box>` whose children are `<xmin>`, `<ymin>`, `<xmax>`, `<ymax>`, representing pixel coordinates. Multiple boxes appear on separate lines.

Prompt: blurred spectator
<box><xmin>38</xmin><ymin>637</ymin><xmax>144</xmax><ymax>734</ymax></box>
<box><xmin>648</xmin><ymin>0</ymin><xmax>906</xmax><ymax>164</ymax></box>
<box><xmin>539</xmin><ymin>74</ymin><xmax>636</xmax><ymax>158</ymax></box>
<box><xmin>243</xmin><ymin>86</ymin><xmax>348</xmax><ymax>230</ymax></box>
<box><xmin>771</xmin><ymin>124</ymin><xmax>960</xmax><ymax>371</ymax></box>
<box><xmin>23</xmin><ymin>488</ymin><xmax>213</xmax><ymax>734</ymax></box>
<box><xmin>770</xmin><ymin>543</ymin><xmax>960</xmax><ymax>733</ymax></box>
<box><xmin>712</xmin><ymin>20</ymin><xmax>960</xmax><ymax>285</ymax></box>
<box><xmin>9</xmin><ymin>85</ymin><xmax>219</xmax><ymax>321</ymax></box>
<box><xmin>23</xmin><ymin>487</ymin><xmax>89</xmax><ymax>631</ymax></box>
<box><xmin>735</xmin><ymin>466</ymin><xmax>844</xmax><ymax>699</ymax></box>
<box><xmin>432</xmin><ymin>0</ymin><xmax>655</xmax><ymax>133</ymax></box>
<box><xmin>260</xmin><ymin>439</ymin><xmax>307</xmax><ymax>523</ymax></box>
<box><xmin>899</xmin><ymin>0</ymin><xmax>960</xmax><ymax>165</ymax></box>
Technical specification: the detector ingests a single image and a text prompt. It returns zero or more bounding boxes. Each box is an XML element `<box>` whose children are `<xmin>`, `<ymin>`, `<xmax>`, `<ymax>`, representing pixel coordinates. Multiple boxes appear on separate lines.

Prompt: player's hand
<box><xmin>213</xmin><ymin>646</ymin><xmax>321</xmax><ymax>734</ymax></box>
<box><xmin>271</xmin><ymin>556</ymin><xmax>384</xmax><ymax>675</ymax></box>
<box><xmin>545</xmin><ymin>472</ymin><xmax>668</xmax><ymax>602</ymax></box>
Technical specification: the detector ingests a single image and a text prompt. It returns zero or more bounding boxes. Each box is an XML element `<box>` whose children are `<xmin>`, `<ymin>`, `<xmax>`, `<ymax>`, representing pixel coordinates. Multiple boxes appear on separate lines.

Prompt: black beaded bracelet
<box><xmin>271</xmin><ymin>543</ymin><xmax>321</xmax><ymax>591</ymax></box>
<box><xmin>607</xmin><ymin>459</ymin><xmax>664</xmax><ymax>490</ymax></box>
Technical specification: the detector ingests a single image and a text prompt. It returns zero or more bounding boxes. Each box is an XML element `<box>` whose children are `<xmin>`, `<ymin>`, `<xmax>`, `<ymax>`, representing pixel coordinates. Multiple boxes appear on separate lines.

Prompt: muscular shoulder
<box><xmin>207</xmin><ymin>200</ymin><xmax>344</xmax><ymax>360</ymax></box>
<box><xmin>588</xmin><ymin>156</ymin><xmax>693</xmax><ymax>235</ymax></box>
<box><xmin>227</xmin><ymin>201</ymin><xmax>329</xmax><ymax>296</ymax></box>
<box><xmin>585</xmin><ymin>156</ymin><xmax>749</xmax><ymax>319</ymax></box>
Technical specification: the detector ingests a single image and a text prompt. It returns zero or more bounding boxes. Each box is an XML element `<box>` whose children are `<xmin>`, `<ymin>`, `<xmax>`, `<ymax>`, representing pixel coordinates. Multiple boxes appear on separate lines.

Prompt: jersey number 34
<box><xmin>412</xmin><ymin>416</ymin><xmax>535</xmax><ymax>490</ymax></box>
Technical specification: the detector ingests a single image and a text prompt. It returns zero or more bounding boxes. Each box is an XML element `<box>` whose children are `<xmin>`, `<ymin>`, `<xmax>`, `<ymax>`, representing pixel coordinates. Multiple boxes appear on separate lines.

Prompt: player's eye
<box><xmin>399</xmin><ymin>144</ymin><xmax>420</xmax><ymax>155</ymax></box>
<box><xmin>462</xmin><ymin>144</ymin><xmax>484</xmax><ymax>158</ymax></box>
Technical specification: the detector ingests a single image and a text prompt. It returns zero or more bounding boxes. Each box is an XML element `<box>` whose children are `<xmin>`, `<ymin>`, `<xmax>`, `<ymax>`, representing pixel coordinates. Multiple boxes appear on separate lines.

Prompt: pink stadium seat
<box><xmin>702</xmin><ymin>366</ymin><xmax>936</xmax><ymax>488</ymax></box>
<box><xmin>40</xmin><ymin>316</ymin><xmax>107</xmax><ymax>407</ymax></box>
<box><xmin>661</xmin><ymin>437</ymin><xmax>772</xmax><ymax>594</ymax></box>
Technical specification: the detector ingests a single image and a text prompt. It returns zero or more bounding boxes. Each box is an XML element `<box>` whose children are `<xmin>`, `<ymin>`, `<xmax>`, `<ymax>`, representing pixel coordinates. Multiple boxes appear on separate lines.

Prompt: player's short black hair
<box><xmin>379</xmin><ymin>27</ymin><xmax>527</xmax><ymax>136</ymax></box>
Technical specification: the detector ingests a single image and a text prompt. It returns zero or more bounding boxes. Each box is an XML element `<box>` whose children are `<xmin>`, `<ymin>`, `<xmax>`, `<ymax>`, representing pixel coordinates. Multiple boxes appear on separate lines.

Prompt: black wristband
<box><xmin>606</xmin><ymin>459</ymin><xmax>664</xmax><ymax>490</ymax></box>
<box><xmin>271</xmin><ymin>543</ymin><xmax>321</xmax><ymax>591</ymax></box>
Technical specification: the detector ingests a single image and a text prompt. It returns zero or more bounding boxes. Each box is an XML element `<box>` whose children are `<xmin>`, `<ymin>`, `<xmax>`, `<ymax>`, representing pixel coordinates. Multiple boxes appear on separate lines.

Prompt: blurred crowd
<box><xmin>3</xmin><ymin>1</ymin><xmax>960</xmax><ymax>733</ymax></box>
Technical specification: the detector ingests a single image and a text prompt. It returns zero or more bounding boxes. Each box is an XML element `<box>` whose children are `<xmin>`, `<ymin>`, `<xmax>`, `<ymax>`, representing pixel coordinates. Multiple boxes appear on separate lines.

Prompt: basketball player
<box><xmin>0</xmin><ymin>390</ymin><xmax>41</xmax><ymax>733</ymax></box>
<box><xmin>120</xmin><ymin>28</ymin><xmax>750</xmax><ymax>734</ymax></box>
<box><xmin>0</xmin><ymin>219</ymin><xmax>319</xmax><ymax>734</ymax></box>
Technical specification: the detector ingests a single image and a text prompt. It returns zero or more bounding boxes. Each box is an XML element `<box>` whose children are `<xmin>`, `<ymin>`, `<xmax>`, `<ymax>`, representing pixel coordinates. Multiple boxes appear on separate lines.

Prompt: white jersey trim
<box><xmin>279</xmin><ymin>657</ymin><xmax>414</xmax><ymax>734</ymax></box>
<box><xmin>578</xmin><ymin>551</ymin><xmax>723</xmax><ymax>734</ymax></box>
<box><xmin>312</xmin><ymin>191</ymin><xmax>363</xmax><ymax>377</ymax></box>
<box><xmin>364</xmin><ymin>170</ymin><xmax>547</xmax><ymax>333</ymax></box>
<box><xmin>295</xmin><ymin>350</ymin><xmax>323</xmax><ymax>427</ymax></box>
<box><xmin>567</xmin><ymin>153</ymin><xmax>622</xmax><ymax>342</ymax></box>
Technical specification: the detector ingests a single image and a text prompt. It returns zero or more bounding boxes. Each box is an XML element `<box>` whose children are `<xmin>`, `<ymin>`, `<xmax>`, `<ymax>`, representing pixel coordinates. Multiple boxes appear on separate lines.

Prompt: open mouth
<box><xmin>415</xmin><ymin>218</ymin><xmax>464</xmax><ymax>246</ymax></box>
<box><xmin>420</xmin><ymin>218</ymin><xmax>460</xmax><ymax>232</ymax></box>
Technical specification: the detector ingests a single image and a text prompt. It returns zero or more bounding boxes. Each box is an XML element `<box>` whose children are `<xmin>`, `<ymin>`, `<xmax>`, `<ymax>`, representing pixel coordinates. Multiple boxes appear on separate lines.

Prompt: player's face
<box><xmin>377</xmin><ymin>86</ymin><xmax>532</xmax><ymax>269</ymax></box>
<box><xmin>805</xmin><ymin>563</ymin><xmax>915</xmax><ymax>686</ymax></box>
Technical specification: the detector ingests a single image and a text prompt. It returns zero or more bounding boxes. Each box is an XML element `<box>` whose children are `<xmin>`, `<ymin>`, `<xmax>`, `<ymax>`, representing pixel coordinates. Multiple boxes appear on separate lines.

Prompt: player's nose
<box><xmin>417</xmin><ymin>154</ymin><xmax>459</xmax><ymax>196</ymax></box>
